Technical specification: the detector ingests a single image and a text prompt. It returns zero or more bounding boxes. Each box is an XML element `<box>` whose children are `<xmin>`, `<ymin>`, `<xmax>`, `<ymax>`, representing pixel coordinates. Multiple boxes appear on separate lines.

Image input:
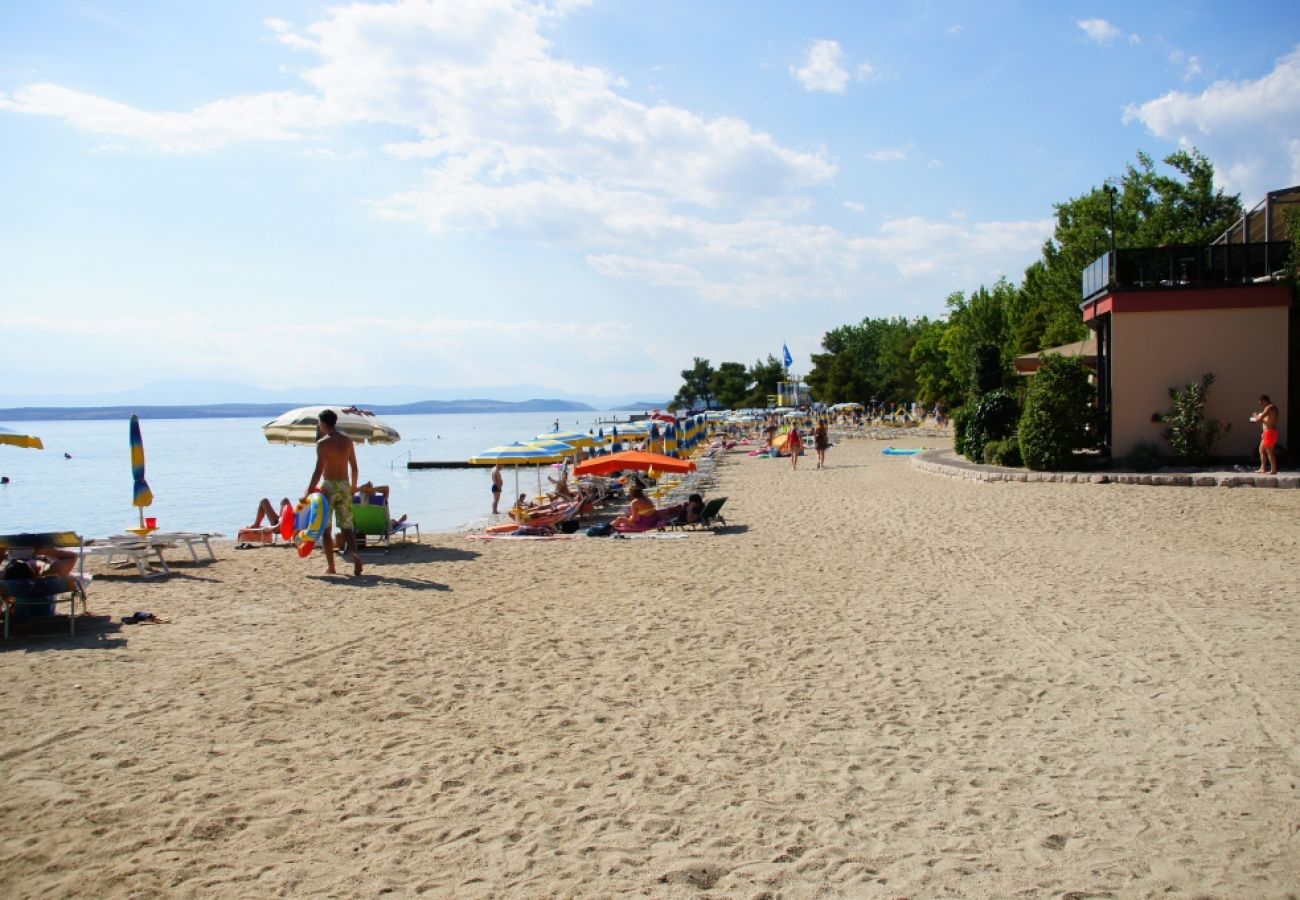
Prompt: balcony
<box><xmin>1080</xmin><ymin>241</ymin><xmax>1292</xmax><ymax>304</ymax></box>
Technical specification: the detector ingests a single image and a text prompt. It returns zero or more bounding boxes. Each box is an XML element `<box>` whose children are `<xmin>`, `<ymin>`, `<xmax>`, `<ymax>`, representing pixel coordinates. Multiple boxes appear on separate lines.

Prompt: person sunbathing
<box><xmin>251</xmin><ymin>497</ymin><xmax>293</xmax><ymax>528</ymax></box>
<box><xmin>612</xmin><ymin>484</ymin><xmax>658</xmax><ymax>530</ymax></box>
<box><xmin>1</xmin><ymin>546</ymin><xmax>78</xmax><ymax>580</ymax></box>
<box><xmin>674</xmin><ymin>493</ymin><xmax>705</xmax><ymax>526</ymax></box>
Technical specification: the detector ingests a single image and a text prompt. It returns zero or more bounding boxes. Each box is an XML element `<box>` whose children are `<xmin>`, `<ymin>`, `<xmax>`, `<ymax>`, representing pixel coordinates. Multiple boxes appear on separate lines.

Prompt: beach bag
<box><xmin>558</xmin><ymin>520</ymin><xmax>580</xmax><ymax>534</ymax></box>
<box><xmin>586</xmin><ymin>522</ymin><xmax>613</xmax><ymax>537</ymax></box>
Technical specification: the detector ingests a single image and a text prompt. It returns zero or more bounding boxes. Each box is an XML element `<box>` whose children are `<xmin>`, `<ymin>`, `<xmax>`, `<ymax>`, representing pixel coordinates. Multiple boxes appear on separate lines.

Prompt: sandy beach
<box><xmin>2</xmin><ymin>436</ymin><xmax>1298</xmax><ymax>898</ymax></box>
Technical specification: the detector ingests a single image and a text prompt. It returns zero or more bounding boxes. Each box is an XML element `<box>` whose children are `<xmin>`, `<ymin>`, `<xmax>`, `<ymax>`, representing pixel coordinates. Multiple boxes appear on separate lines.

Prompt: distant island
<box><xmin>0</xmin><ymin>398</ymin><xmax>599</xmax><ymax>422</ymax></box>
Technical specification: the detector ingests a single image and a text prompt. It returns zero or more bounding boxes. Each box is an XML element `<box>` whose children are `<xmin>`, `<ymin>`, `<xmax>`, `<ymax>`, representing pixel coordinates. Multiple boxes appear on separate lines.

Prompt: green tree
<box><xmin>711</xmin><ymin>361</ymin><xmax>750</xmax><ymax>410</ymax></box>
<box><xmin>744</xmin><ymin>355</ymin><xmax>785</xmax><ymax>408</ymax></box>
<box><xmin>939</xmin><ymin>280</ymin><xmax>1016</xmax><ymax>393</ymax></box>
<box><xmin>672</xmin><ymin>357</ymin><xmax>715</xmax><ymax>410</ymax></box>
<box><xmin>910</xmin><ymin>319</ymin><xmax>959</xmax><ymax>408</ymax></box>
<box><xmin>1019</xmin><ymin>149</ymin><xmax>1242</xmax><ymax>356</ymax></box>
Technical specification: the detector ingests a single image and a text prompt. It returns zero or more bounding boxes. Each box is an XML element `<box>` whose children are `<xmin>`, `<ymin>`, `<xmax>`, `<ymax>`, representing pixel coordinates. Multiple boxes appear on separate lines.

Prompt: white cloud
<box><xmin>791</xmin><ymin>39</ymin><xmax>874</xmax><ymax>93</ymax></box>
<box><xmin>1123</xmin><ymin>44</ymin><xmax>1300</xmax><ymax>201</ymax></box>
<box><xmin>0</xmin><ymin>0</ymin><xmax>1049</xmax><ymax>317</ymax></box>
<box><xmin>866</xmin><ymin>146</ymin><xmax>908</xmax><ymax>162</ymax></box>
<box><xmin>842</xmin><ymin>201</ymin><xmax>865</xmax><ymax>213</ymax></box>
<box><xmin>1076</xmin><ymin>18</ymin><xmax>1130</xmax><ymax>46</ymax></box>
<box><xmin>1182</xmin><ymin>55</ymin><xmax>1203</xmax><ymax>81</ymax></box>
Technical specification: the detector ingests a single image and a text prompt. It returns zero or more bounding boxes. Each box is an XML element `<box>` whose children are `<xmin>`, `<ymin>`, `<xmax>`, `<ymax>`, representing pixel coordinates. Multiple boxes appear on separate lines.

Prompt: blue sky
<box><xmin>2</xmin><ymin>0</ymin><xmax>1298</xmax><ymax>404</ymax></box>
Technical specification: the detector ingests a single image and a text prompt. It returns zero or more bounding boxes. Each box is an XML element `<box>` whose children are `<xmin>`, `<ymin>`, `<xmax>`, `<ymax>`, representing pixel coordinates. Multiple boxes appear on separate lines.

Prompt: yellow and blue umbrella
<box><xmin>129</xmin><ymin>414</ymin><xmax>154</xmax><ymax>527</ymax></box>
<box><xmin>534</xmin><ymin>430</ymin><xmax>598</xmax><ymax>449</ymax></box>
<box><xmin>468</xmin><ymin>442</ymin><xmax>569</xmax><ymax>500</ymax></box>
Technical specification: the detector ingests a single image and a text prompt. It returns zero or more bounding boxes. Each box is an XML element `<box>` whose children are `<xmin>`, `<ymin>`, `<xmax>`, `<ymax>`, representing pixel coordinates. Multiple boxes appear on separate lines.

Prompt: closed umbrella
<box><xmin>263</xmin><ymin>405</ymin><xmax>401</xmax><ymax>446</ymax></box>
<box><xmin>129</xmin><ymin>414</ymin><xmax>154</xmax><ymax>531</ymax></box>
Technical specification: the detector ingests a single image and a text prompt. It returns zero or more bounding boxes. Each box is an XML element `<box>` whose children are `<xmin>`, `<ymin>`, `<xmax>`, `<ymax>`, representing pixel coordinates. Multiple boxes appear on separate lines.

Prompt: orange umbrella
<box><xmin>573</xmin><ymin>450</ymin><xmax>696</xmax><ymax>478</ymax></box>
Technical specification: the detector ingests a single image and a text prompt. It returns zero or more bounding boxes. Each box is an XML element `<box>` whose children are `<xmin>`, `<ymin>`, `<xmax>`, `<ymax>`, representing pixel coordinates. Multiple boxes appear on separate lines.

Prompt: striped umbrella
<box><xmin>534</xmin><ymin>430</ymin><xmax>598</xmax><ymax>449</ymax></box>
<box><xmin>663</xmin><ymin>422</ymin><xmax>678</xmax><ymax>457</ymax></box>
<box><xmin>468</xmin><ymin>442</ymin><xmax>570</xmax><ymax>500</ymax></box>
<box><xmin>129</xmin><ymin>414</ymin><xmax>154</xmax><ymax>528</ymax></box>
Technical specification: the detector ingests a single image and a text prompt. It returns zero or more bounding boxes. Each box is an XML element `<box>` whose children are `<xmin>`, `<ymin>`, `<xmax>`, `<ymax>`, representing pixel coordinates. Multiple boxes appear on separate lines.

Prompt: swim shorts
<box><xmin>1261</xmin><ymin>428</ymin><xmax>1278</xmax><ymax>449</ymax></box>
<box><xmin>322</xmin><ymin>478</ymin><xmax>354</xmax><ymax>530</ymax></box>
<box><xmin>491</xmin><ymin>484</ymin><xmax>502</xmax><ymax>494</ymax></box>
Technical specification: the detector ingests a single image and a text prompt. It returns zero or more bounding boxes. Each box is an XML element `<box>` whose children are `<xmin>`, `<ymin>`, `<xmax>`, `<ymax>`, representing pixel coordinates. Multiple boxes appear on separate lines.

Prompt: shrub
<box><xmin>1159</xmin><ymin>373</ymin><xmax>1231</xmax><ymax>466</ymax></box>
<box><xmin>963</xmin><ymin>388</ymin><xmax>1020</xmax><ymax>463</ymax></box>
<box><xmin>1126</xmin><ymin>440</ymin><xmax>1163</xmax><ymax>472</ymax></box>
<box><xmin>952</xmin><ymin>406</ymin><xmax>970</xmax><ymax>455</ymax></box>
<box><xmin>1019</xmin><ymin>355</ymin><xmax>1095</xmax><ymax>471</ymax></box>
<box><xmin>984</xmin><ymin>436</ymin><xmax>1022</xmax><ymax>467</ymax></box>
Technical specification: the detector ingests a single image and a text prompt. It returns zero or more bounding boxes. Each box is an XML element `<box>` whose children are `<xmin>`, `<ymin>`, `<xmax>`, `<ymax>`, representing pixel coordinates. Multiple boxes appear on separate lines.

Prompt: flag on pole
<box><xmin>782</xmin><ymin>344</ymin><xmax>793</xmax><ymax>368</ymax></box>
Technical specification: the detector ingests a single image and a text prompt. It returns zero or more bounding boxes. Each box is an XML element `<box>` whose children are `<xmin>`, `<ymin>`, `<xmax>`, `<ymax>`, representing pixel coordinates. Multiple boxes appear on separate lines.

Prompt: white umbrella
<box><xmin>262</xmin><ymin>405</ymin><xmax>401</xmax><ymax>446</ymax></box>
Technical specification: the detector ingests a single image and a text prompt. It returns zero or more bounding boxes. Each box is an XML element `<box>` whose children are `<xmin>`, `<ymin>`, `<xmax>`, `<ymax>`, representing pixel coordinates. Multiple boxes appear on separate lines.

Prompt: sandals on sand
<box><xmin>121</xmin><ymin>611</ymin><xmax>170</xmax><ymax>625</ymax></box>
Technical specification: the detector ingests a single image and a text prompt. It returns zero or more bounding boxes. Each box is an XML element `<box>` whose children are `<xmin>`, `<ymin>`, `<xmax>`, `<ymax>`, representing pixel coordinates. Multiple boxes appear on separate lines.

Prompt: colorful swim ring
<box><xmin>293</xmin><ymin>491</ymin><xmax>331</xmax><ymax>558</ymax></box>
<box><xmin>278</xmin><ymin>501</ymin><xmax>296</xmax><ymax>541</ymax></box>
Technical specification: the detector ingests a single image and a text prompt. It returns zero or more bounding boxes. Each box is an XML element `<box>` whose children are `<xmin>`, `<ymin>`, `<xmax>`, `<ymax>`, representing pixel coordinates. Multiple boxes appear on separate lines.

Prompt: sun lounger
<box><xmin>1</xmin><ymin>531</ymin><xmax>90</xmax><ymax>638</ymax></box>
<box><xmin>82</xmin><ymin>536</ymin><xmax>172</xmax><ymax>577</ymax></box>
<box><xmin>145</xmin><ymin>532</ymin><xmax>222</xmax><ymax>563</ymax></box>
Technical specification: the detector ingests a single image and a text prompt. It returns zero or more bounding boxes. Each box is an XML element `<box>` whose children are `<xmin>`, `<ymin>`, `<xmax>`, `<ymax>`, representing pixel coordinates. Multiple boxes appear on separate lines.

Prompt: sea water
<box><xmin>0</xmin><ymin>411</ymin><xmax>634</xmax><ymax>538</ymax></box>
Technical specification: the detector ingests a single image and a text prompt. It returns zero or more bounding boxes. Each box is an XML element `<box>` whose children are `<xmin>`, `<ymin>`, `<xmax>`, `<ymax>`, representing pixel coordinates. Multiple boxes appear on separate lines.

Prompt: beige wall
<box><xmin>1110</xmin><ymin>306</ymin><xmax>1290</xmax><ymax>458</ymax></box>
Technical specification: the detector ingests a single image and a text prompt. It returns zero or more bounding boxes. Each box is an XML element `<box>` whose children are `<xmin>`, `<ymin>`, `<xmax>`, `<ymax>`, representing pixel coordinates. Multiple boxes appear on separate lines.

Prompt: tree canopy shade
<box><xmin>669</xmin><ymin>149</ymin><xmax>1245</xmax><ymax>417</ymax></box>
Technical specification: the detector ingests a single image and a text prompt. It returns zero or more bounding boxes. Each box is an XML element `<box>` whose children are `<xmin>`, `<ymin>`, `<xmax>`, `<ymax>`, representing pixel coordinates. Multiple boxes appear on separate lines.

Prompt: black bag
<box><xmin>558</xmin><ymin>520</ymin><xmax>580</xmax><ymax>534</ymax></box>
<box><xmin>585</xmin><ymin>522</ymin><xmax>613</xmax><ymax>537</ymax></box>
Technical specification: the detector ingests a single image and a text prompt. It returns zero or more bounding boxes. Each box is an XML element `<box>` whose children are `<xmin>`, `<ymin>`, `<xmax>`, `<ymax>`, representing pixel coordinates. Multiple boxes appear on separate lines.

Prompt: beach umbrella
<box><xmin>262</xmin><ymin>405</ymin><xmax>401</xmax><ymax>446</ymax></box>
<box><xmin>129</xmin><ymin>414</ymin><xmax>154</xmax><ymax>529</ymax></box>
<box><xmin>534</xmin><ymin>430</ymin><xmax>598</xmax><ymax>448</ymax></box>
<box><xmin>610</xmin><ymin>426</ymin><xmax>622</xmax><ymax>453</ymax></box>
<box><xmin>0</xmin><ymin>430</ymin><xmax>44</xmax><ymax>450</ymax></box>
<box><xmin>573</xmin><ymin>450</ymin><xmax>696</xmax><ymax>478</ymax></box>
<box><xmin>468</xmin><ymin>442</ymin><xmax>569</xmax><ymax>501</ymax></box>
<box><xmin>663</xmin><ymin>422</ymin><xmax>678</xmax><ymax>457</ymax></box>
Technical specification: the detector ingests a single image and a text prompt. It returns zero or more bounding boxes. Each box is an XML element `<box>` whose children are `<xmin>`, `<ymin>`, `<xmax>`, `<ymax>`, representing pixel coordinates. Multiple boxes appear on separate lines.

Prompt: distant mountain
<box><xmin>0</xmin><ymin>399</ymin><xmax>594</xmax><ymax>422</ymax></box>
<box><xmin>0</xmin><ymin>378</ymin><xmax>670</xmax><ymax>411</ymax></box>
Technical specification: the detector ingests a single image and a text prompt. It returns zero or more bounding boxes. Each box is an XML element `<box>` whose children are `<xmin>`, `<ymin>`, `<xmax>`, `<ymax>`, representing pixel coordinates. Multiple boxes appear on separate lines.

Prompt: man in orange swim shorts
<box><xmin>1252</xmin><ymin>394</ymin><xmax>1280</xmax><ymax>475</ymax></box>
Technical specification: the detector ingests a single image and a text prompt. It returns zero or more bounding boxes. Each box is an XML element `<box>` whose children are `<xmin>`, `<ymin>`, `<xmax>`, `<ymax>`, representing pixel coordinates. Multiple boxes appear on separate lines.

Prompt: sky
<box><xmin>2</xmin><ymin>0</ymin><xmax>1299</xmax><ymax>404</ymax></box>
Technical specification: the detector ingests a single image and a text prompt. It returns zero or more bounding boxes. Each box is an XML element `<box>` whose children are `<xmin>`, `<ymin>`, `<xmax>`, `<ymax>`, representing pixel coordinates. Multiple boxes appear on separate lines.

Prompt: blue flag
<box><xmin>782</xmin><ymin>344</ymin><xmax>793</xmax><ymax>368</ymax></box>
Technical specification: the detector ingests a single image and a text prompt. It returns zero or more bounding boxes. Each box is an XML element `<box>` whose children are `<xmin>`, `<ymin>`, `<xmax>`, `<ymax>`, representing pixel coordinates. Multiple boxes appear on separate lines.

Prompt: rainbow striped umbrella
<box><xmin>129</xmin><ymin>415</ymin><xmax>154</xmax><ymax>526</ymax></box>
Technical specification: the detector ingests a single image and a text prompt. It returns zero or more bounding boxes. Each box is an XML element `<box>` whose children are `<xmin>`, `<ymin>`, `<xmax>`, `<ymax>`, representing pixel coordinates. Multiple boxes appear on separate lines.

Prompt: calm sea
<box><xmin>0</xmin><ymin>411</ymin><xmax>635</xmax><ymax>538</ymax></box>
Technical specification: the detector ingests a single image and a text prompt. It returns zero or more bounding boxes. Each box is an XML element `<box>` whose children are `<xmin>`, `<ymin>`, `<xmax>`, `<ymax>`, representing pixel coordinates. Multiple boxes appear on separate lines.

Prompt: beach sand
<box><xmin>2</xmin><ymin>438</ymin><xmax>1298</xmax><ymax>898</ymax></box>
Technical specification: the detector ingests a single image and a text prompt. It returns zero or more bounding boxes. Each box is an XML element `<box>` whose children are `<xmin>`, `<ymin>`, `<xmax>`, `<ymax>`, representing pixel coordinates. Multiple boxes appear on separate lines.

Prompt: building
<box><xmin>1080</xmin><ymin>186</ymin><xmax>1298</xmax><ymax>459</ymax></box>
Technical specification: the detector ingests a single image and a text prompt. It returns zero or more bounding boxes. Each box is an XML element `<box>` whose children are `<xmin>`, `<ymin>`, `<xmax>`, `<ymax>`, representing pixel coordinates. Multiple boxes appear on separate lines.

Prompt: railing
<box><xmin>389</xmin><ymin>449</ymin><xmax>411</xmax><ymax>469</ymax></box>
<box><xmin>1081</xmin><ymin>241</ymin><xmax>1291</xmax><ymax>302</ymax></box>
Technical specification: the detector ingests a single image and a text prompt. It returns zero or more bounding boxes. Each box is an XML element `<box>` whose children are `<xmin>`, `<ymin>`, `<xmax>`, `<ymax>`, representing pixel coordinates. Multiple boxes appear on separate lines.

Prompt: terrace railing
<box><xmin>1081</xmin><ymin>241</ymin><xmax>1292</xmax><ymax>303</ymax></box>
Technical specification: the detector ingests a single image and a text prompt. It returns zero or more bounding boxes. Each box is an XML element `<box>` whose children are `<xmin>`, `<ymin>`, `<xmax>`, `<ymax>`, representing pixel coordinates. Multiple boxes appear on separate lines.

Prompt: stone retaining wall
<box><xmin>911</xmin><ymin>450</ymin><xmax>1299</xmax><ymax>488</ymax></box>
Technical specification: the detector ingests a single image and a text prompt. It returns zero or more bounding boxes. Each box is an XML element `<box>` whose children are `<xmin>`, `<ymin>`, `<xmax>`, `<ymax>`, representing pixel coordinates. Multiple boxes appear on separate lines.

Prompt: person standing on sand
<box><xmin>1252</xmin><ymin>394</ymin><xmax>1280</xmax><ymax>474</ymax></box>
<box><xmin>491</xmin><ymin>464</ymin><xmax>504</xmax><ymax>514</ymax></box>
<box><xmin>813</xmin><ymin>421</ymin><xmax>829</xmax><ymax>468</ymax></box>
<box><xmin>787</xmin><ymin>426</ymin><xmax>803</xmax><ymax>470</ymax></box>
<box><xmin>304</xmin><ymin>409</ymin><xmax>362</xmax><ymax>577</ymax></box>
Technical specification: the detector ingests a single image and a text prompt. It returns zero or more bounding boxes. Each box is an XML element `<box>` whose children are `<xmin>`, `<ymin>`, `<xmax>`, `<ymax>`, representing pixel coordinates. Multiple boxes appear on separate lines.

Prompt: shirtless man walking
<box><xmin>304</xmin><ymin>409</ymin><xmax>363</xmax><ymax>577</ymax></box>
<box><xmin>1252</xmin><ymin>394</ymin><xmax>1280</xmax><ymax>475</ymax></box>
